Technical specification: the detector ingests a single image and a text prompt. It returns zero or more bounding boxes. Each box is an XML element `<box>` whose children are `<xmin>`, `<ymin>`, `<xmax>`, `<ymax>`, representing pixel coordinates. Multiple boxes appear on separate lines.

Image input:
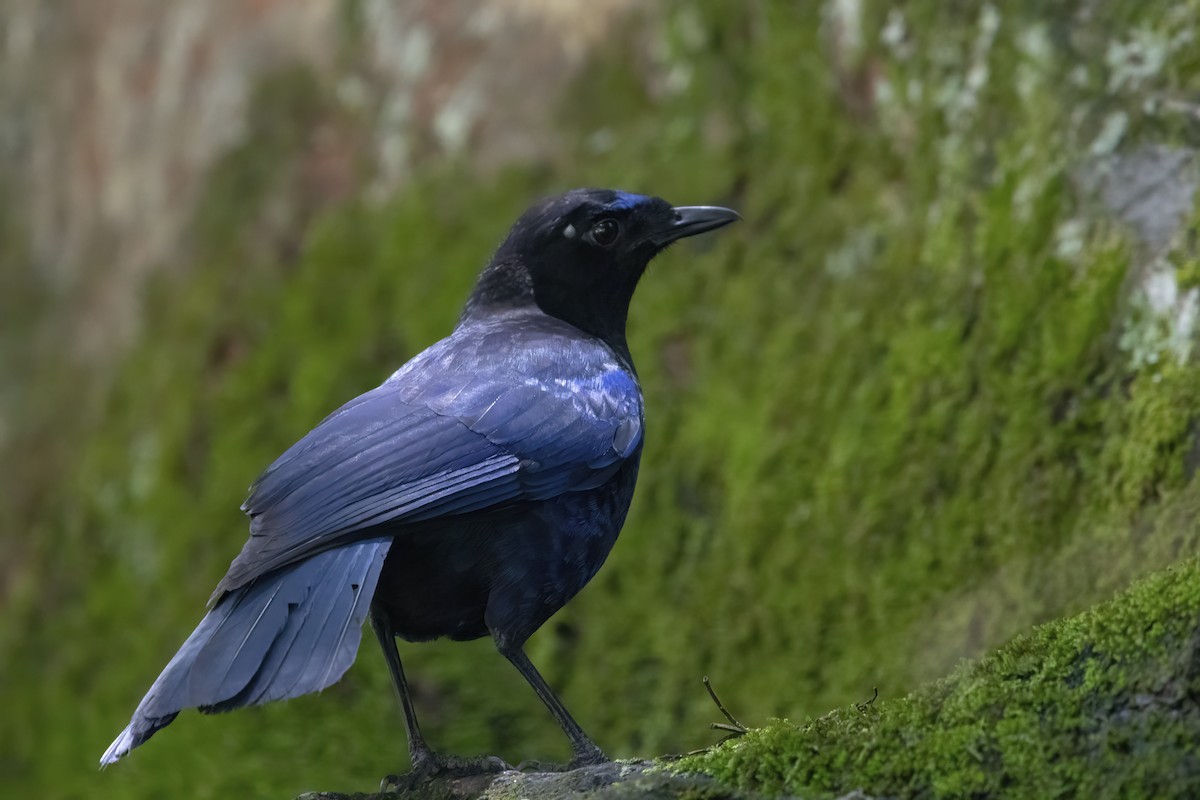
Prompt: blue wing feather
<box><xmin>214</xmin><ymin>313</ymin><xmax>643</xmax><ymax>598</ymax></box>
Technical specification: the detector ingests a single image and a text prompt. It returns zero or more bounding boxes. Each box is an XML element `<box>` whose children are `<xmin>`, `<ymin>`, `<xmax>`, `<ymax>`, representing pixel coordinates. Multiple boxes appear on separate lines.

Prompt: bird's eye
<box><xmin>588</xmin><ymin>219</ymin><xmax>620</xmax><ymax>247</ymax></box>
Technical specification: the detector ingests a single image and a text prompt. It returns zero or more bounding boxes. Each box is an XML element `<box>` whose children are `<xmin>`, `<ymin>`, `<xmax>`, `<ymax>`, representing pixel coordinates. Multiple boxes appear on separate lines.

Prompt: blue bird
<box><xmin>101</xmin><ymin>188</ymin><xmax>740</xmax><ymax>776</ymax></box>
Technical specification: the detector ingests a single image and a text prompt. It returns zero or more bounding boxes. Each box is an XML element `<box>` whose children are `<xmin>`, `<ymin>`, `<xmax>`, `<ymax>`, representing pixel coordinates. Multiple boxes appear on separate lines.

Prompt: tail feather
<box><xmin>100</xmin><ymin>537</ymin><xmax>390</xmax><ymax>766</ymax></box>
<box><xmin>188</xmin><ymin>581</ymin><xmax>289</xmax><ymax>705</ymax></box>
<box><xmin>210</xmin><ymin>541</ymin><xmax>384</xmax><ymax>709</ymax></box>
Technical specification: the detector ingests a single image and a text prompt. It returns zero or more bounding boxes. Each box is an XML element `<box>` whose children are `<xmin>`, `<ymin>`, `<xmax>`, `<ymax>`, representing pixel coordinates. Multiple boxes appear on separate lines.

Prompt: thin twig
<box><xmin>855</xmin><ymin>687</ymin><xmax>879</xmax><ymax>713</ymax></box>
<box><xmin>703</xmin><ymin>676</ymin><xmax>747</xmax><ymax>743</ymax></box>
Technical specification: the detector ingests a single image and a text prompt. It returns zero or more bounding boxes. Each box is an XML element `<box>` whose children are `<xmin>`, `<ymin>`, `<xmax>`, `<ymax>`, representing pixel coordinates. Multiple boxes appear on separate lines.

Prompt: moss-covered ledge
<box><xmin>299</xmin><ymin>558</ymin><xmax>1198</xmax><ymax>799</ymax></box>
<box><xmin>677</xmin><ymin>557</ymin><xmax>1200</xmax><ymax>799</ymax></box>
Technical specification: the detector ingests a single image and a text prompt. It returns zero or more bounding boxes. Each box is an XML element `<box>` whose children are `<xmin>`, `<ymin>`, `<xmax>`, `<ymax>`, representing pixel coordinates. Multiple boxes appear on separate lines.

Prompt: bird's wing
<box><xmin>214</xmin><ymin>346</ymin><xmax>642</xmax><ymax>599</ymax></box>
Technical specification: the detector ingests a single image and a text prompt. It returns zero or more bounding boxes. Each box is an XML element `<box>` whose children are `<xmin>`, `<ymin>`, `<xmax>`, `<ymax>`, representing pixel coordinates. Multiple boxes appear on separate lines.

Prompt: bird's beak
<box><xmin>651</xmin><ymin>205</ymin><xmax>742</xmax><ymax>246</ymax></box>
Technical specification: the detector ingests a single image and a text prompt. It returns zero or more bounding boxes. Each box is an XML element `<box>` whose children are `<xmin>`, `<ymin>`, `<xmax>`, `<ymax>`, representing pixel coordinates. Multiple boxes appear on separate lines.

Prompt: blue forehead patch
<box><xmin>608</xmin><ymin>191</ymin><xmax>651</xmax><ymax>210</ymax></box>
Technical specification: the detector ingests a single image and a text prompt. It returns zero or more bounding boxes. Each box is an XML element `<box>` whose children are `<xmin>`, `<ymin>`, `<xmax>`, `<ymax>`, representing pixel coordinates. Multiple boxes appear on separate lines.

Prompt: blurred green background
<box><xmin>4</xmin><ymin>1</ymin><xmax>1200</xmax><ymax>797</ymax></box>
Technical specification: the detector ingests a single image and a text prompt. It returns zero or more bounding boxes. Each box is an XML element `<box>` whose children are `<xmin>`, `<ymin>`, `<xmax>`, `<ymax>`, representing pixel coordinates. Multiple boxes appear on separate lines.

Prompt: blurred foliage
<box><xmin>5</xmin><ymin>0</ymin><xmax>1200</xmax><ymax>798</ymax></box>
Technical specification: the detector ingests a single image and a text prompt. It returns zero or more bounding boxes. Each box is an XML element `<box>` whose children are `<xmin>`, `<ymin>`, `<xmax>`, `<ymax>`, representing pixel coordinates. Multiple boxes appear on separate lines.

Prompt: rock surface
<box><xmin>296</xmin><ymin>760</ymin><xmax>767</xmax><ymax>800</ymax></box>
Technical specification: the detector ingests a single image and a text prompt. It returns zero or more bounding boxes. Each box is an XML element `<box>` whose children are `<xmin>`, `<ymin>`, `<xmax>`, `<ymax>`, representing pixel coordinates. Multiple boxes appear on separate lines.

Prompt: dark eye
<box><xmin>588</xmin><ymin>218</ymin><xmax>620</xmax><ymax>247</ymax></box>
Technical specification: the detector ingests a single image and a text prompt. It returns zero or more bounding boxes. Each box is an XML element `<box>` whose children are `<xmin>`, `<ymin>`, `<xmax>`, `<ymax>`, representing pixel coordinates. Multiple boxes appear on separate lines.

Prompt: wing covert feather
<box><xmin>217</xmin><ymin>318</ymin><xmax>643</xmax><ymax>596</ymax></box>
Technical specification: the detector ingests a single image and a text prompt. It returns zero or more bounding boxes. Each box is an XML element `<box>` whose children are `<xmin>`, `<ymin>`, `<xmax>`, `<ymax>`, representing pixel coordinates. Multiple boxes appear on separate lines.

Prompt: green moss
<box><xmin>7</xmin><ymin>1</ymin><xmax>1200</xmax><ymax>798</ymax></box>
<box><xmin>678</xmin><ymin>557</ymin><xmax>1200</xmax><ymax>799</ymax></box>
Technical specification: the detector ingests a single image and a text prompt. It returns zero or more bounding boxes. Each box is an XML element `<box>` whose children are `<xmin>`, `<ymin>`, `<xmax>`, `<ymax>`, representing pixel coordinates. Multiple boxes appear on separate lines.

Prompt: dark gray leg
<box><xmin>371</xmin><ymin>608</ymin><xmax>510</xmax><ymax>786</ymax></box>
<box><xmin>370</xmin><ymin>609</ymin><xmax>437</xmax><ymax>771</ymax></box>
<box><xmin>495</xmin><ymin>635</ymin><xmax>608</xmax><ymax>768</ymax></box>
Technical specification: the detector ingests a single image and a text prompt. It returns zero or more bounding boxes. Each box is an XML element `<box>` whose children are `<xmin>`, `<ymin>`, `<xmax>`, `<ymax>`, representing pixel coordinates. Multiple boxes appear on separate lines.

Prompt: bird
<box><xmin>100</xmin><ymin>188</ymin><xmax>740</xmax><ymax>777</ymax></box>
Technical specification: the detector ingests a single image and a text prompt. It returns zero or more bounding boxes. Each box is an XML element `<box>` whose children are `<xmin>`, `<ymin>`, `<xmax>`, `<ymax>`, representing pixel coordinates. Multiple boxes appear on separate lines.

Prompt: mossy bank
<box><xmin>681</xmin><ymin>556</ymin><xmax>1200</xmax><ymax>799</ymax></box>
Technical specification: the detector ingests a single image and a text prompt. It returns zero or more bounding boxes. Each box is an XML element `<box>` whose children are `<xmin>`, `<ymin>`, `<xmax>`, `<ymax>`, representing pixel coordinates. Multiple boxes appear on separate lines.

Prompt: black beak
<box><xmin>651</xmin><ymin>205</ymin><xmax>742</xmax><ymax>246</ymax></box>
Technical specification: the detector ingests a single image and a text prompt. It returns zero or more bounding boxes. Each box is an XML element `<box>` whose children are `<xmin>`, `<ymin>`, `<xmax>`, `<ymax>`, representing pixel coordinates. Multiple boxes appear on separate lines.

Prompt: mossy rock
<box><xmin>679</xmin><ymin>557</ymin><xmax>1200</xmax><ymax>799</ymax></box>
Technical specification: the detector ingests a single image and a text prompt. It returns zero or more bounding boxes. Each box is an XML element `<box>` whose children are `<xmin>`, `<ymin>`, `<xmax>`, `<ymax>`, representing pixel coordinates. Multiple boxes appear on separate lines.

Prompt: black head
<box><xmin>463</xmin><ymin>188</ymin><xmax>740</xmax><ymax>351</ymax></box>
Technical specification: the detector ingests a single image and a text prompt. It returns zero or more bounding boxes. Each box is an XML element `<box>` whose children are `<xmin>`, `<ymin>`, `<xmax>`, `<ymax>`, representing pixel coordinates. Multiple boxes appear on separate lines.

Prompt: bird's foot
<box><xmin>380</xmin><ymin>752</ymin><xmax>512</xmax><ymax>791</ymax></box>
<box><xmin>422</xmin><ymin>752</ymin><xmax>513</xmax><ymax>776</ymax></box>
<box><xmin>516</xmin><ymin>744</ymin><xmax>608</xmax><ymax>773</ymax></box>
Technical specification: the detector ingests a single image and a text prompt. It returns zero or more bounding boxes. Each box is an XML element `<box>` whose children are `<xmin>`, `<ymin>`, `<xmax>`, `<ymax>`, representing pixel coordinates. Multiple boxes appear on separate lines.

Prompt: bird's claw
<box><xmin>430</xmin><ymin>754</ymin><xmax>513</xmax><ymax>775</ymax></box>
<box><xmin>569</xmin><ymin>745</ymin><xmax>609</xmax><ymax>769</ymax></box>
<box><xmin>380</xmin><ymin>753</ymin><xmax>512</xmax><ymax>791</ymax></box>
<box><xmin>516</xmin><ymin>746</ymin><xmax>608</xmax><ymax>773</ymax></box>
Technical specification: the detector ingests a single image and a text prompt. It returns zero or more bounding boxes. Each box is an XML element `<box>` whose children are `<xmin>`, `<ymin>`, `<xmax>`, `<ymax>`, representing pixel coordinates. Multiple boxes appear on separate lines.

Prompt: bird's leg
<box><xmin>370</xmin><ymin>609</ymin><xmax>437</xmax><ymax>772</ymax></box>
<box><xmin>495</xmin><ymin>634</ymin><xmax>608</xmax><ymax>770</ymax></box>
<box><xmin>370</xmin><ymin>608</ymin><xmax>510</xmax><ymax>788</ymax></box>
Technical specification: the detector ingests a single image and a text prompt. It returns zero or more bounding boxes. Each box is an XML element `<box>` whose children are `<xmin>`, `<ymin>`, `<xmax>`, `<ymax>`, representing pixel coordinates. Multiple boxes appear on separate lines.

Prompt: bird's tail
<box><xmin>100</xmin><ymin>536</ymin><xmax>391</xmax><ymax>766</ymax></box>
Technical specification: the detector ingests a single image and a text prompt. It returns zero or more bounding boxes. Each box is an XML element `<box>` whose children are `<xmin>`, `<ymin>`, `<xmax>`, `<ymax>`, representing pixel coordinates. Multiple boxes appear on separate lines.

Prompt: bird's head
<box><xmin>463</xmin><ymin>188</ymin><xmax>740</xmax><ymax>349</ymax></box>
